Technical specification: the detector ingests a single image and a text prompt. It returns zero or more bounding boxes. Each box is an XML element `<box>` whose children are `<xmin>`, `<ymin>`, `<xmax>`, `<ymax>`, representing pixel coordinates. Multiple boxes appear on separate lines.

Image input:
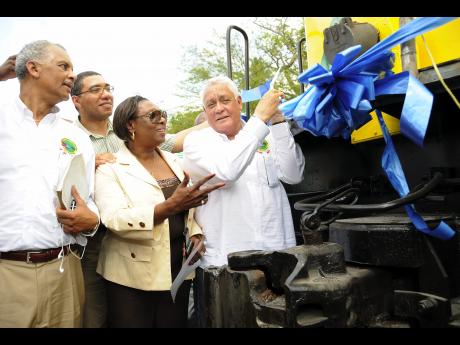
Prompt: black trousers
<box><xmin>105</xmin><ymin>278</ymin><xmax>191</xmax><ymax>328</ymax></box>
<box><xmin>192</xmin><ymin>267</ymin><xmax>206</xmax><ymax>328</ymax></box>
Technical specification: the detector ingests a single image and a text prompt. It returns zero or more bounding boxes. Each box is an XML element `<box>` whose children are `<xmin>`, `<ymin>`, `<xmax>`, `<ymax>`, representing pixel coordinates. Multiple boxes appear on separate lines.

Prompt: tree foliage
<box><xmin>169</xmin><ymin>17</ymin><xmax>306</xmax><ymax>133</ymax></box>
<box><xmin>167</xmin><ymin>106</ymin><xmax>202</xmax><ymax>134</ymax></box>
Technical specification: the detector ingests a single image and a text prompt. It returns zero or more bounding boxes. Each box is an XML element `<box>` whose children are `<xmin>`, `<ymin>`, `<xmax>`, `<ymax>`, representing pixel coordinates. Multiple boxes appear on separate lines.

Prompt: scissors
<box><xmin>269</xmin><ymin>66</ymin><xmax>283</xmax><ymax>90</ymax></box>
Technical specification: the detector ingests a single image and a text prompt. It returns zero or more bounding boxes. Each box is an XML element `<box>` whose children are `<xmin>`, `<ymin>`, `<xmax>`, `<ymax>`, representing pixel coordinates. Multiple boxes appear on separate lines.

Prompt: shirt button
<box><xmin>131</xmin><ymin>252</ymin><xmax>136</xmax><ymax>259</ymax></box>
<box><xmin>139</xmin><ymin>222</ymin><xmax>145</xmax><ymax>228</ymax></box>
<box><xmin>128</xmin><ymin>223</ymin><xmax>133</xmax><ymax>227</ymax></box>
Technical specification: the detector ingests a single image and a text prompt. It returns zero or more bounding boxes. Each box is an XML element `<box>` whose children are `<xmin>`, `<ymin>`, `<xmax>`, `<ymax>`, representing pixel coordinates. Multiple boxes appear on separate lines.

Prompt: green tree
<box><xmin>167</xmin><ymin>107</ymin><xmax>202</xmax><ymax>134</ymax></box>
<box><xmin>175</xmin><ymin>18</ymin><xmax>306</xmax><ymax>121</ymax></box>
<box><xmin>252</xmin><ymin>18</ymin><xmax>307</xmax><ymax>99</ymax></box>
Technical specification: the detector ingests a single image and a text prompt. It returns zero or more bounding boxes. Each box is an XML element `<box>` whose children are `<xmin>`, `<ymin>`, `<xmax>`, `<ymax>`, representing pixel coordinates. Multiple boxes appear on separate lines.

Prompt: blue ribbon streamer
<box><xmin>376</xmin><ymin>109</ymin><xmax>454</xmax><ymax>240</ymax></box>
<box><xmin>375</xmin><ymin>72</ymin><xmax>434</xmax><ymax>147</ymax></box>
<box><xmin>241</xmin><ymin>80</ymin><xmax>271</xmax><ymax>103</ymax></box>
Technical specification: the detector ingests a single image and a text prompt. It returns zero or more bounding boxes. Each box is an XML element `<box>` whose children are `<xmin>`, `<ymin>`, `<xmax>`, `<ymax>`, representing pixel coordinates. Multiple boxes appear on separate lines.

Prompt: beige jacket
<box><xmin>95</xmin><ymin>144</ymin><xmax>202</xmax><ymax>291</ymax></box>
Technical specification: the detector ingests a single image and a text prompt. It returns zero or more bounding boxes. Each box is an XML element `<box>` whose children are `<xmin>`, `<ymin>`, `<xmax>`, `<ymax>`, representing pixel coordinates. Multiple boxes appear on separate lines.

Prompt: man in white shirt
<box><xmin>183</xmin><ymin>76</ymin><xmax>305</xmax><ymax>327</ymax></box>
<box><xmin>0</xmin><ymin>40</ymin><xmax>100</xmax><ymax>327</ymax></box>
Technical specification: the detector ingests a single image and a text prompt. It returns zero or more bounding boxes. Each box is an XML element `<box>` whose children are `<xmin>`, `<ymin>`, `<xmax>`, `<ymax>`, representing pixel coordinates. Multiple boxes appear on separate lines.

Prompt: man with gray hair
<box><xmin>0</xmin><ymin>40</ymin><xmax>99</xmax><ymax>327</ymax></box>
<box><xmin>183</xmin><ymin>76</ymin><xmax>305</xmax><ymax>326</ymax></box>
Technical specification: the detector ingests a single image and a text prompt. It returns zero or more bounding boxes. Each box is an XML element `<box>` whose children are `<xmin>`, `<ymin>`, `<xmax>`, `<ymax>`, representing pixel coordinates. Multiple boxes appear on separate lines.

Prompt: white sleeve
<box><xmin>183</xmin><ymin>116</ymin><xmax>270</xmax><ymax>185</ymax></box>
<box><xmin>269</xmin><ymin>122</ymin><xmax>305</xmax><ymax>184</ymax></box>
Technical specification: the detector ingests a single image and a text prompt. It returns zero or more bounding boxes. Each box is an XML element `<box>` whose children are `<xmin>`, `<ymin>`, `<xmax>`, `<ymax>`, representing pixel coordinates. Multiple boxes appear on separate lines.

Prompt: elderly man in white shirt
<box><xmin>183</xmin><ymin>76</ymin><xmax>305</xmax><ymax>327</ymax></box>
<box><xmin>0</xmin><ymin>40</ymin><xmax>99</xmax><ymax>328</ymax></box>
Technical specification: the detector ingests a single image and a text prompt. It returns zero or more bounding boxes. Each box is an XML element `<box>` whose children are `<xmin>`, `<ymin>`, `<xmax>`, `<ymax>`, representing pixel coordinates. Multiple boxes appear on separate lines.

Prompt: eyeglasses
<box><xmin>135</xmin><ymin>110</ymin><xmax>168</xmax><ymax>123</ymax></box>
<box><xmin>75</xmin><ymin>85</ymin><xmax>114</xmax><ymax>96</ymax></box>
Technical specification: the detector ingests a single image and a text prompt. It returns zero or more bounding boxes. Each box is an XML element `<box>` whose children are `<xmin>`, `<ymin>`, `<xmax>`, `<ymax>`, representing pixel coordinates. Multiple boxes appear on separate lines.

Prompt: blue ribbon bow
<box><xmin>280</xmin><ymin>17</ymin><xmax>456</xmax><ymax>141</ymax></box>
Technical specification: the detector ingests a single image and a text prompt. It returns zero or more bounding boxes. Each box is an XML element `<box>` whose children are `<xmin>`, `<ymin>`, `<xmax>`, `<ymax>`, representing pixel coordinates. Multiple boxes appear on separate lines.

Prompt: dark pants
<box><xmin>191</xmin><ymin>267</ymin><xmax>206</xmax><ymax>328</ymax></box>
<box><xmin>105</xmin><ymin>279</ymin><xmax>191</xmax><ymax>328</ymax></box>
<box><xmin>81</xmin><ymin>226</ymin><xmax>107</xmax><ymax>328</ymax></box>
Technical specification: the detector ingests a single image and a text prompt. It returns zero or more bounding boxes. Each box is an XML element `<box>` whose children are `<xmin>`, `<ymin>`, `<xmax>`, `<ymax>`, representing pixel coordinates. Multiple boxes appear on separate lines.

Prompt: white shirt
<box><xmin>183</xmin><ymin>116</ymin><xmax>305</xmax><ymax>267</ymax></box>
<box><xmin>0</xmin><ymin>97</ymin><xmax>99</xmax><ymax>251</ymax></box>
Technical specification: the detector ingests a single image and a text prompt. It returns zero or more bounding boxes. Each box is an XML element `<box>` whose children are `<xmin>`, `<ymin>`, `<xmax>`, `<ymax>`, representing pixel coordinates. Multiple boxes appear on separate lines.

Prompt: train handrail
<box><xmin>297</xmin><ymin>37</ymin><xmax>306</xmax><ymax>94</ymax></box>
<box><xmin>226</xmin><ymin>25</ymin><xmax>250</xmax><ymax>118</ymax></box>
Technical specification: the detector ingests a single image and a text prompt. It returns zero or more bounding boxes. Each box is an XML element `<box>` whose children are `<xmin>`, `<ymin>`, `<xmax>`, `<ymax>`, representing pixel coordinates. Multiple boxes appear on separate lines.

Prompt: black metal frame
<box><xmin>226</xmin><ymin>25</ymin><xmax>250</xmax><ymax>118</ymax></box>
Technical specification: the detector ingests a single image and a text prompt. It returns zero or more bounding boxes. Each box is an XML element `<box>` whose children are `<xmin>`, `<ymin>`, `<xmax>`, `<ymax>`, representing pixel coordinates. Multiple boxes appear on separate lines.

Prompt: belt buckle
<box><xmin>26</xmin><ymin>251</ymin><xmax>43</xmax><ymax>264</ymax></box>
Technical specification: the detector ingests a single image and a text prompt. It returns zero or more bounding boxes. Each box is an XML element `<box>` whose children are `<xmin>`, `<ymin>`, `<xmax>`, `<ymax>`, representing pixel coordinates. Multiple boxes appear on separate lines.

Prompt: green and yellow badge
<box><xmin>257</xmin><ymin>139</ymin><xmax>270</xmax><ymax>153</ymax></box>
<box><xmin>61</xmin><ymin>138</ymin><xmax>78</xmax><ymax>154</ymax></box>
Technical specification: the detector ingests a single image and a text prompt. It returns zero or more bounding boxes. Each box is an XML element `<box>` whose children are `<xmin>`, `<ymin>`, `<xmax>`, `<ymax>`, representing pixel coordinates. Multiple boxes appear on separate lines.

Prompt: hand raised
<box><xmin>254</xmin><ymin>89</ymin><xmax>285</xmax><ymax>123</ymax></box>
<box><xmin>0</xmin><ymin>55</ymin><xmax>17</xmax><ymax>81</ymax></box>
<box><xmin>166</xmin><ymin>172</ymin><xmax>225</xmax><ymax>214</ymax></box>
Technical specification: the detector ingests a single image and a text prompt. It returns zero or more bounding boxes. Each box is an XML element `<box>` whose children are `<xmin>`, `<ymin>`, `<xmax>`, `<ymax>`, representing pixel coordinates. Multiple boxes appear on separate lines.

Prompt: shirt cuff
<box><xmin>243</xmin><ymin>116</ymin><xmax>270</xmax><ymax>142</ymax></box>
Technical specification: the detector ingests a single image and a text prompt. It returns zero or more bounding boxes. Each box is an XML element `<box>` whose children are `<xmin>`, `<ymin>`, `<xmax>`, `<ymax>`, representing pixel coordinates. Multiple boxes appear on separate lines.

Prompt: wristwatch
<box><xmin>82</xmin><ymin>218</ymin><xmax>100</xmax><ymax>236</ymax></box>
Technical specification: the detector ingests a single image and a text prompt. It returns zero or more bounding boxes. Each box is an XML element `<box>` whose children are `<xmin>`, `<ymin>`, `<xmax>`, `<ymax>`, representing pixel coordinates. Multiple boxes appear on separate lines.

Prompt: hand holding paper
<box><xmin>56</xmin><ymin>186</ymin><xmax>98</xmax><ymax>235</ymax></box>
<box><xmin>187</xmin><ymin>235</ymin><xmax>205</xmax><ymax>265</ymax></box>
<box><xmin>55</xmin><ymin>154</ymin><xmax>98</xmax><ymax>235</ymax></box>
<box><xmin>171</xmin><ymin>237</ymin><xmax>205</xmax><ymax>302</ymax></box>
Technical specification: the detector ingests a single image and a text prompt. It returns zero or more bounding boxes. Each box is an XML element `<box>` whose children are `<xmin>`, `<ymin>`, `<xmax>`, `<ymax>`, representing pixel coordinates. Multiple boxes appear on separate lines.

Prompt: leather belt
<box><xmin>0</xmin><ymin>244</ymin><xmax>78</xmax><ymax>264</ymax></box>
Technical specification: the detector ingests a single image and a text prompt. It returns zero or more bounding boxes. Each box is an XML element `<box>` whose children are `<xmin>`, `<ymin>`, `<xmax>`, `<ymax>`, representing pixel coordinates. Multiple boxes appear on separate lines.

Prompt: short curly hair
<box><xmin>71</xmin><ymin>71</ymin><xmax>101</xmax><ymax>96</ymax></box>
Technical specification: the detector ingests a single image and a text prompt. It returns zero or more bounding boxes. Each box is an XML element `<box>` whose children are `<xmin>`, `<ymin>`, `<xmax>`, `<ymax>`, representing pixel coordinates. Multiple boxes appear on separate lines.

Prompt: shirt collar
<box><xmin>212</xmin><ymin>118</ymin><xmax>247</xmax><ymax>141</ymax></box>
<box><xmin>14</xmin><ymin>96</ymin><xmax>60</xmax><ymax>125</ymax></box>
<box><xmin>75</xmin><ymin>116</ymin><xmax>113</xmax><ymax>139</ymax></box>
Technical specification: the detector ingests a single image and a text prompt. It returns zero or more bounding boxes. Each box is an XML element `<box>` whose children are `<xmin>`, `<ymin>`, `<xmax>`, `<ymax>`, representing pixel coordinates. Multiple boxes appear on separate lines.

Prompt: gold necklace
<box><xmin>144</xmin><ymin>151</ymin><xmax>159</xmax><ymax>177</ymax></box>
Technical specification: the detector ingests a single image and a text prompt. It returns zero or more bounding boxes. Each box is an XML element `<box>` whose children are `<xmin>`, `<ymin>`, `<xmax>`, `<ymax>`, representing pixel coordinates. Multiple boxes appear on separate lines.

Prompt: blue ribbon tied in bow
<box><xmin>278</xmin><ymin>17</ymin><xmax>458</xmax><ymax>240</ymax></box>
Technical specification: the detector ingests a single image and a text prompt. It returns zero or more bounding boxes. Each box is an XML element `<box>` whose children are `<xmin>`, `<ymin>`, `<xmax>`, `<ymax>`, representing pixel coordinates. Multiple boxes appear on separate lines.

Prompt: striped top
<box><xmin>74</xmin><ymin>117</ymin><xmax>175</xmax><ymax>154</ymax></box>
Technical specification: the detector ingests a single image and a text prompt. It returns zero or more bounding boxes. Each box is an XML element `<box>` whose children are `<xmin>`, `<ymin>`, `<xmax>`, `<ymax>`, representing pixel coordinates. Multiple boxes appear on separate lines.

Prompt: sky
<box><xmin>0</xmin><ymin>17</ymin><xmax>262</xmax><ymax>120</ymax></box>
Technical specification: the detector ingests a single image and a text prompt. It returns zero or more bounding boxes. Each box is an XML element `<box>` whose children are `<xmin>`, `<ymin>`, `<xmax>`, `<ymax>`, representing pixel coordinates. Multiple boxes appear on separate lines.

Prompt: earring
<box><xmin>130</xmin><ymin>131</ymin><xmax>135</xmax><ymax>141</ymax></box>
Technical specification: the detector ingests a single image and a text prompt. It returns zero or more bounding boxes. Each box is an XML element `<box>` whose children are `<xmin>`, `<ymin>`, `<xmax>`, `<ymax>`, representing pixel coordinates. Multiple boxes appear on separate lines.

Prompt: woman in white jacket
<box><xmin>94</xmin><ymin>95</ymin><xmax>223</xmax><ymax>327</ymax></box>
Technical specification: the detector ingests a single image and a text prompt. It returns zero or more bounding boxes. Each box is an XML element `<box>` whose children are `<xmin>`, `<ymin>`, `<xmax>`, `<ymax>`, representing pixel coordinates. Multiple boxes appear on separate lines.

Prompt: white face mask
<box><xmin>57</xmin><ymin>225</ymin><xmax>87</xmax><ymax>273</ymax></box>
<box><xmin>58</xmin><ymin>247</ymin><xmax>65</xmax><ymax>273</ymax></box>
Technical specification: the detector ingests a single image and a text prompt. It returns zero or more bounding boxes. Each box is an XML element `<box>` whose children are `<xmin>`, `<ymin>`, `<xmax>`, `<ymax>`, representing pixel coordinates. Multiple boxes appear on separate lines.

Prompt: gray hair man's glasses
<box><xmin>135</xmin><ymin>110</ymin><xmax>168</xmax><ymax>123</ymax></box>
<box><xmin>75</xmin><ymin>85</ymin><xmax>114</xmax><ymax>96</ymax></box>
